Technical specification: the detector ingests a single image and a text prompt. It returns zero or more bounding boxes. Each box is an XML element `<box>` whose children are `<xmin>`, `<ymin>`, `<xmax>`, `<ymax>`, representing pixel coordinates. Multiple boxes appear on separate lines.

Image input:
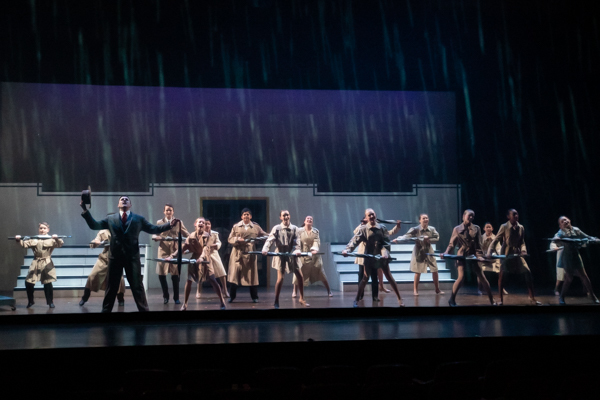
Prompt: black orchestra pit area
<box><xmin>2</xmin><ymin>287</ymin><xmax>600</xmax><ymax>399</ymax></box>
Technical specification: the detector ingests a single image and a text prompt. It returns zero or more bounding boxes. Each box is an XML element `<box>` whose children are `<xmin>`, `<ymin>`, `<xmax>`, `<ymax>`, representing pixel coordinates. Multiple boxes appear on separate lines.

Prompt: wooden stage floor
<box><xmin>1</xmin><ymin>287</ymin><xmax>599</xmax><ymax>352</ymax></box>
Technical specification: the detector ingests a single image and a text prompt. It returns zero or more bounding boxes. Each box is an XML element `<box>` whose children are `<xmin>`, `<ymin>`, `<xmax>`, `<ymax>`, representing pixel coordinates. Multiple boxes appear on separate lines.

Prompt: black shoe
<box><xmin>48</xmin><ymin>303</ymin><xmax>55</xmax><ymax>308</ymax></box>
<box><xmin>372</xmin><ymin>297</ymin><xmax>380</xmax><ymax>302</ymax></box>
<box><xmin>118</xmin><ymin>301</ymin><xmax>125</xmax><ymax>307</ymax></box>
<box><xmin>174</xmin><ymin>299</ymin><xmax>181</xmax><ymax>305</ymax></box>
<box><xmin>353</xmin><ymin>300</ymin><xmax>359</xmax><ymax>308</ymax></box>
<box><xmin>163</xmin><ymin>298</ymin><xmax>169</xmax><ymax>304</ymax></box>
<box><xmin>274</xmin><ymin>301</ymin><xmax>279</xmax><ymax>309</ymax></box>
<box><xmin>252</xmin><ymin>299</ymin><xmax>258</xmax><ymax>303</ymax></box>
<box><xmin>26</xmin><ymin>302</ymin><xmax>35</xmax><ymax>308</ymax></box>
<box><xmin>79</xmin><ymin>299</ymin><xmax>86</xmax><ymax>306</ymax></box>
<box><xmin>228</xmin><ymin>298</ymin><xmax>234</xmax><ymax>303</ymax></box>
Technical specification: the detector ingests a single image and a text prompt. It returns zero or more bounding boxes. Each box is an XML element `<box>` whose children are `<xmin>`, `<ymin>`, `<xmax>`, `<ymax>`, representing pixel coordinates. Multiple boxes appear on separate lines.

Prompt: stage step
<box><xmin>330</xmin><ymin>242</ymin><xmax>455</xmax><ymax>291</ymax></box>
<box><xmin>14</xmin><ymin>244</ymin><xmax>150</xmax><ymax>292</ymax></box>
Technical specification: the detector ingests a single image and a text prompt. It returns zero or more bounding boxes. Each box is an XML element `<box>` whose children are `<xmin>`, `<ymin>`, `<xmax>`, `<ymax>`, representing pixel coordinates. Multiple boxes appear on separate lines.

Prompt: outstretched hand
<box><xmin>170</xmin><ymin>218</ymin><xmax>180</xmax><ymax>227</ymax></box>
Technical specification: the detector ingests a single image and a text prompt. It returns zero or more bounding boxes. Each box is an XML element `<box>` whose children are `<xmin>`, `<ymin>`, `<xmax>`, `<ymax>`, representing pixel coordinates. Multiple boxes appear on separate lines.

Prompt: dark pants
<box><xmin>158</xmin><ymin>275</ymin><xmax>180</xmax><ymax>301</ymax></box>
<box><xmin>229</xmin><ymin>284</ymin><xmax>258</xmax><ymax>301</ymax></box>
<box><xmin>358</xmin><ymin>264</ymin><xmax>379</xmax><ymax>298</ymax></box>
<box><xmin>103</xmin><ymin>258</ymin><xmax>148</xmax><ymax>312</ymax></box>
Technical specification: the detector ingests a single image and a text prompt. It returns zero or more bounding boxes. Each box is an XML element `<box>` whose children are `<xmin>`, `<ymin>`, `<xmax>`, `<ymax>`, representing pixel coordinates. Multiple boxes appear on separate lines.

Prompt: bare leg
<box><xmin>524</xmin><ymin>270</ymin><xmax>542</xmax><ymax>305</ymax></box>
<box><xmin>574</xmin><ymin>269</ymin><xmax>599</xmax><ymax>303</ymax></box>
<box><xmin>432</xmin><ymin>271</ymin><xmax>444</xmax><ymax>294</ymax></box>
<box><xmin>473</xmin><ymin>265</ymin><xmax>495</xmax><ymax>305</ymax></box>
<box><xmin>354</xmin><ymin>267</ymin><xmax>371</xmax><ymax>307</ymax></box>
<box><xmin>378</xmin><ymin>268</ymin><xmax>390</xmax><ymax>293</ymax></box>
<box><xmin>477</xmin><ymin>275</ymin><xmax>484</xmax><ymax>295</ymax></box>
<box><xmin>554</xmin><ymin>280</ymin><xmax>563</xmax><ymax>296</ymax></box>
<box><xmin>274</xmin><ymin>269</ymin><xmax>285</xmax><ymax>308</ymax></box>
<box><xmin>322</xmin><ymin>277</ymin><xmax>332</xmax><ymax>296</ymax></box>
<box><xmin>560</xmin><ymin>272</ymin><xmax>573</xmax><ymax>304</ymax></box>
<box><xmin>207</xmin><ymin>275</ymin><xmax>226</xmax><ymax>309</ymax></box>
<box><xmin>294</xmin><ymin>269</ymin><xmax>309</xmax><ymax>306</ymax></box>
<box><xmin>449</xmin><ymin>262</ymin><xmax>465</xmax><ymax>306</ymax></box>
<box><xmin>292</xmin><ymin>283</ymin><xmax>298</xmax><ymax>298</ymax></box>
<box><xmin>413</xmin><ymin>273</ymin><xmax>421</xmax><ymax>295</ymax></box>
<box><xmin>219</xmin><ymin>276</ymin><xmax>230</xmax><ymax>298</ymax></box>
<box><xmin>498</xmin><ymin>270</ymin><xmax>505</xmax><ymax>305</ymax></box>
<box><xmin>196</xmin><ymin>282</ymin><xmax>202</xmax><ymax>299</ymax></box>
<box><xmin>380</xmin><ymin>263</ymin><xmax>404</xmax><ymax>306</ymax></box>
<box><xmin>181</xmin><ymin>280</ymin><xmax>192</xmax><ymax>310</ymax></box>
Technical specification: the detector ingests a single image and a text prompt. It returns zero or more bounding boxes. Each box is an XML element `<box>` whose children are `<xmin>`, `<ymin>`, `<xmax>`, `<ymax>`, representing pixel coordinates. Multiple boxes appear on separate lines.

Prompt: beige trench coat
<box><xmin>21</xmin><ymin>237</ymin><xmax>64</xmax><ymax>285</ymax></box>
<box><xmin>227</xmin><ymin>221</ymin><xmax>268</xmax><ymax>286</ymax></box>
<box><xmin>292</xmin><ymin>227</ymin><xmax>327</xmax><ymax>286</ymax></box>
<box><xmin>86</xmin><ymin>230</ymin><xmax>125</xmax><ymax>293</ymax></box>
<box><xmin>153</xmin><ymin>218</ymin><xmax>189</xmax><ymax>275</ymax></box>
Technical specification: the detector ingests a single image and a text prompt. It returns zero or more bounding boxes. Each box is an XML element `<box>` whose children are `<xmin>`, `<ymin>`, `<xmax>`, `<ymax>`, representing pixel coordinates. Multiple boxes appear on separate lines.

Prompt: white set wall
<box><xmin>0</xmin><ymin>183</ymin><xmax>460</xmax><ymax>293</ymax></box>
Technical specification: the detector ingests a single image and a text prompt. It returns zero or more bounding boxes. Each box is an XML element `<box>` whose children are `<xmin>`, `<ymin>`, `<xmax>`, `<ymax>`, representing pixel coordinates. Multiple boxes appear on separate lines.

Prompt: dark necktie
<box><xmin>121</xmin><ymin>212</ymin><xmax>127</xmax><ymax>225</ymax></box>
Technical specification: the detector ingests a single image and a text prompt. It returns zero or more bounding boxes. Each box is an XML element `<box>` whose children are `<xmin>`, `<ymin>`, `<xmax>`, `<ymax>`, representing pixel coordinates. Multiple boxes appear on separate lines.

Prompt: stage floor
<box><xmin>0</xmin><ymin>286</ymin><xmax>596</xmax><ymax>314</ymax></box>
<box><xmin>1</xmin><ymin>288</ymin><xmax>599</xmax><ymax>351</ymax></box>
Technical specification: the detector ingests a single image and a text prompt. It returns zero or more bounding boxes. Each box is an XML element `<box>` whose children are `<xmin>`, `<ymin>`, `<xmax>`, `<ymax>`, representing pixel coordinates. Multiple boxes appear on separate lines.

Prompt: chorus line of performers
<box><xmin>13</xmin><ymin>196</ymin><xmax>600</xmax><ymax>310</ymax></box>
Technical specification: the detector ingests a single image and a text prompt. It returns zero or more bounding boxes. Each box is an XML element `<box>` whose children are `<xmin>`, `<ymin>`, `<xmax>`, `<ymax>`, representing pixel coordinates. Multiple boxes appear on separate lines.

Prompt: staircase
<box><xmin>14</xmin><ymin>244</ymin><xmax>149</xmax><ymax>293</ymax></box>
<box><xmin>330</xmin><ymin>243</ymin><xmax>454</xmax><ymax>292</ymax></box>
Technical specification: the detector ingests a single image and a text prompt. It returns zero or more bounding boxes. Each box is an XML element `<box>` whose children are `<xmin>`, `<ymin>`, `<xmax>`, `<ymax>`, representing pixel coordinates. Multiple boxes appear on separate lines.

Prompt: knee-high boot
<box><xmin>25</xmin><ymin>282</ymin><xmax>35</xmax><ymax>308</ymax></box>
<box><xmin>158</xmin><ymin>275</ymin><xmax>169</xmax><ymax>303</ymax></box>
<box><xmin>44</xmin><ymin>283</ymin><xmax>54</xmax><ymax>308</ymax></box>
<box><xmin>171</xmin><ymin>275</ymin><xmax>180</xmax><ymax>304</ymax></box>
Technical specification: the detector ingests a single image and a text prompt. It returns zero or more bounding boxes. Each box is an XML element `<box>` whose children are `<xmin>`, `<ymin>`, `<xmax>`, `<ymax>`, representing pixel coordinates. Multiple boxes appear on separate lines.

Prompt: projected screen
<box><xmin>1</xmin><ymin>82</ymin><xmax>456</xmax><ymax>192</ymax></box>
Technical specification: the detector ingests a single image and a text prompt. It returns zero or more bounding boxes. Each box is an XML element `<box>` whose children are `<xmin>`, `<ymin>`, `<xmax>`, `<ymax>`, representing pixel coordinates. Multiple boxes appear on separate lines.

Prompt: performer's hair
<box><xmin>241</xmin><ymin>208</ymin><xmax>252</xmax><ymax>216</ymax></box>
<box><xmin>119</xmin><ymin>195</ymin><xmax>130</xmax><ymax>201</ymax></box>
<box><xmin>164</xmin><ymin>203</ymin><xmax>174</xmax><ymax>210</ymax></box>
<box><xmin>507</xmin><ymin>208</ymin><xmax>517</xmax><ymax>216</ymax></box>
<box><xmin>419</xmin><ymin>213</ymin><xmax>428</xmax><ymax>219</ymax></box>
<box><xmin>558</xmin><ymin>216</ymin><xmax>568</xmax><ymax>226</ymax></box>
<box><xmin>39</xmin><ymin>222</ymin><xmax>49</xmax><ymax>228</ymax></box>
<box><xmin>280</xmin><ymin>210</ymin><xmax>289</xmax><ymax>216</ymax></box>
<box><xmin>204</xmin><ymin>219</ymin><xmax>211</xmax><ymax>225</ymax></box>
<box><xmin>195</xmin><ymin>217</ymin><xmax>205</xmax><ymax>225</ymax></box>
<box><xmin>301</xmin><ymin>215</ymin><xmax>313</xmax><ymax>227</ymax></box>
<box><xmin>364</xmin><ymin>208</ymin><xmax>375</xmax><ymax>216</ymax></box>
<box><xmin>484</xmin><ymin>222</ymin><xmax>493</xmax><ymax>227</ymax></box>
<box><xmin>463</xmin><ymin>209</ymin><xmax>474</xmax><ymax>216</ymax></box>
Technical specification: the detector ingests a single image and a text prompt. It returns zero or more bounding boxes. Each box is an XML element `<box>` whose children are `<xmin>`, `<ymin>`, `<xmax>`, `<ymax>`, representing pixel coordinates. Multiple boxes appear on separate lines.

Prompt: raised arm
<box><xmin>141</xmin><ymin>217</ymin><xmax>172</xmax><ymax>235</ymax></box>
<box><xmin>81</xmin><ymin>210</ymin><xmax>109</xmax><ymax>231</ymax></box>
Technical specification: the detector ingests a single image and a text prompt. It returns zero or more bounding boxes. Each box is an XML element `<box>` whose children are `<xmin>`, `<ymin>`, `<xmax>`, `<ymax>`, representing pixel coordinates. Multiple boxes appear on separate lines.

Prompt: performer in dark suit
<box><xmin>80</xmin><ymin>196</ymin><xmax>178</xmax><ymax>312</ymax></box>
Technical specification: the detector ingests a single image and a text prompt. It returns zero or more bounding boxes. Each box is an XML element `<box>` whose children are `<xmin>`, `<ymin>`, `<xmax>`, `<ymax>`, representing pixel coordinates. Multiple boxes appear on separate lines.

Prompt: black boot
<box><xmin>229</xmin><ymin>284</ymin><xmax>237</xmax><ymax>303</ymax></box>
<box><xmin>79</xmin><ymin>288</ymin><xmax>91</xmax><ymax>306</ymax></box>
<box><xmin>172</xmin><ymin>275</ymin><xmax>180</xmax><ymax>304</ymax></box>
<box><xmin>117</xmin><ymin>292</ymin><xmax>125</xmax><ymax>307</ymax></box>
<box><xmin>158</xmin><ymin>275</ymin><xmax>169</xmax><ymax>303</ymax></box>
<box><xmin>25</xmin><ymin>282</ymin><xmax>35</xmax><ymax>308</ymax></box>
<box><xmin>44</xmin><ymin>283</ymin><xmax>55</xmax><ymax>308</ymax></box>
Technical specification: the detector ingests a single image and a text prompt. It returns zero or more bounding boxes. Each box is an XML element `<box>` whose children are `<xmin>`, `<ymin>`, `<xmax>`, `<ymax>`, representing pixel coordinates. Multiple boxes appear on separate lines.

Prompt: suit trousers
<box><xmin>103</xmin><ymin>258</ymin><xmax>149</xmax><ymax>312</ymax></box>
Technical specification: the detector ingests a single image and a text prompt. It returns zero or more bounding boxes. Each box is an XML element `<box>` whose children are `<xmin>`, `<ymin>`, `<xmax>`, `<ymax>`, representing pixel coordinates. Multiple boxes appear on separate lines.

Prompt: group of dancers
<box><xmin>12</xmin><ymin>196</ymin><xmax>600</xmax><ymax>310</ymax></box>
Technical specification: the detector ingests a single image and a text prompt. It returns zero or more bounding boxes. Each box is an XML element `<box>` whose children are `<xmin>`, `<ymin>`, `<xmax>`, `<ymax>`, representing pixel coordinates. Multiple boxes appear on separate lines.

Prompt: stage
<box><xmin>1</xmin><ymin>287</ymin><xmax>599</xmax><ymax>351</ymax></box>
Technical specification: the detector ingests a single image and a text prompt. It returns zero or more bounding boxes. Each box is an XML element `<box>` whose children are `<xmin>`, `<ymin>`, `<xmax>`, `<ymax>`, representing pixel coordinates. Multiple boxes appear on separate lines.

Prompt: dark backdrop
<box><xmin>2</xmin><ymin>0</ymin><xmax>599</xmax><ymax>286</ymax></box>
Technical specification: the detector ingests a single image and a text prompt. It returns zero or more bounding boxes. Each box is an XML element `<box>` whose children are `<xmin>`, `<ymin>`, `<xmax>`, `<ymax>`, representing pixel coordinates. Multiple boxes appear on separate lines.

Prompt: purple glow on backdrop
<box><xmin>1</xmin><ymin>82</ymin><xmax>456</xmax><ymax>192</ymax></box>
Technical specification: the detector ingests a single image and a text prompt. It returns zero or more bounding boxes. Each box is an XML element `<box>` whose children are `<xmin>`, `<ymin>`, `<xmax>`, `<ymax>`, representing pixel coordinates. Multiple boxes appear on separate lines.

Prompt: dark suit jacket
<box><xmin>82</xmin><ymin>210</ymin><xmax>171</xmax><ymax>261</ymax></box>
